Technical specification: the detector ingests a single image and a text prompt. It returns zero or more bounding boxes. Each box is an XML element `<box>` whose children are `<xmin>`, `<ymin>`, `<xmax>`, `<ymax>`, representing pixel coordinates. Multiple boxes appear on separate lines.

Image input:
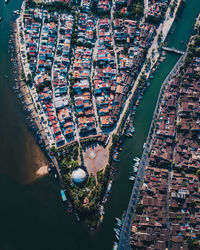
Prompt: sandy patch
<box><xmin>35</xmin><ymin>165</ymin><xmax>48</xmax><ymax>176</ymax></box>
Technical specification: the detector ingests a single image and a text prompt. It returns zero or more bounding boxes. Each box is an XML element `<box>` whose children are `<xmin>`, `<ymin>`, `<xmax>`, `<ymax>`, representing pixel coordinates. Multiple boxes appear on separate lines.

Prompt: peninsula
<box><xmin>15</xmin><ymin>0</ymin><xmax>183</xmax><ymax>228</ymax></box>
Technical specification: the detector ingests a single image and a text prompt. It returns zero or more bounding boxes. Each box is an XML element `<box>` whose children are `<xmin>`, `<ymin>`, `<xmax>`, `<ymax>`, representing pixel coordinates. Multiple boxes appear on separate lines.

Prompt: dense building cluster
<box><xmin>113</xmin><ymin>19</ymin><xmax>155</xmax><ymax>76</ymax></box>
<box><xmin>52</xmin><ymin>14</ymin><xmax>75</xmax><ymax>141</ymax></box>
<box><xmin>71</xmin><ymin>13</ymin><xmax>97</xmax><ymax>134</ymax></box>
<box><xmin>93</xmin><ymin>18</ymin><xmax>116</xmax><ymax>128</ymax></box>
<box><xmin>150</xmin><ymin>56</ymin><xmax>200</xmax><ymax>170</ymax></box>
<box><xmin>169</xmin><ymin>172</ymin><xmax>200</xmax><ymax>249</ymax></box>
<box><xmin>131</xmin><ymin>167</ymin><xmax>169</xmax><ymax>249</ymax></box>
<box><xmin>19</xmin><ymin>0</ymin><xmax>171</xmax><ymax>149</ymax></box>
<box><xmin>146</xmin><ymin>0</ymin><xmax>169</xmax><ymax>22</ymax></box>
<box><xmin>97</xmin><ymin>0</ymin><xmax>111</xmax><ymax>12</ymax></box>
<box><xmin>20</xmin><ymin>7</ymin><xmax>75</xmax><ymax>146</ymax></box>
<box><xmin>149</xmin><ymin>77</ymin><xmax>178</xmax><ymax>164</ymax></box>
<box><xmin>130</xmin><ymin>40</ymin><xmax>200</xmax><ymax>249</ymax></box>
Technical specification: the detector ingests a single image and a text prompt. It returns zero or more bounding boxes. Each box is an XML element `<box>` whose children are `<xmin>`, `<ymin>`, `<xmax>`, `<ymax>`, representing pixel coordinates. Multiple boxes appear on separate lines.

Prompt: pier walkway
<box><xmin>162</xmin><ymin>46</ymin><xmax>185</xmax><ymax>55</ymax></box>
<box><xmin>118</xmin><ymin>53</ymin><xmax>186</xmax><ymax>250</ymax></box>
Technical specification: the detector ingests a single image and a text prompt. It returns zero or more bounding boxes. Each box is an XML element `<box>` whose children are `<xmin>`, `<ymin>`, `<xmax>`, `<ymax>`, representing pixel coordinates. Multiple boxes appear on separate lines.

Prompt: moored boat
<box><xmin>129</xmin><ymin>176</ymin><xmax>135</xmax><ymax>181</ymax></box>
<box><xmin>133</xmin><ymin>156</ymin><xmax>140</xmax><ymax>162</ymax></box>
<box><xmin>75</xmin><ymin>212</ymin><xmax>80</xmax><ymax>221</ymax></box>
<box><xmin>113</xmin><ymin>242</ymin><xmax>118</xmax><ymax>250</ymax></box>
<box><xmin>13</xmin><ymin>10</ymin><xmax>20</xmax><ymax>15</ymax></box>
<box><xmin>114</xmin><ymin>227</ymin><xmax>120</xmax><ymax>236</ymax></box>
<box><xmin>100</xmin><ymin>215</ymin><xmax>104</xmax><ymax>223</ymax></box>
<box><xmin>107</xmin><ymin>181</ymin><xmax>112</xmax><ymax>194</ymax></box>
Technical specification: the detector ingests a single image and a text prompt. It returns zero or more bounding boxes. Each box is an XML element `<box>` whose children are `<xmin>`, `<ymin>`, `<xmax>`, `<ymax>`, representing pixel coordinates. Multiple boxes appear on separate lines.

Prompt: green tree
<box><xmin>123</xmin><ymin>44</ymin><xmax>129</xmax><ymax>54</ymax></box>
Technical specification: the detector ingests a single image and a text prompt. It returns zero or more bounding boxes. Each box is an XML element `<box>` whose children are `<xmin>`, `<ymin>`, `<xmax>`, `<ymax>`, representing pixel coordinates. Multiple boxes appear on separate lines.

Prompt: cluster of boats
<box><xmin>113</xmin><ymin>217</ymin><xmax>122</xmax><ymax>240</ymax></box>
<box><xmin>159</xmin><ymin>53</ymin><xmax>167</xmax><ymax>63</ymax></box>
<box><xmin>125</xmin><ymin>125</ymin><xmax>135</xmax><ymax>137</ymax></box>
<box><xmin>135</xmin><ymin>85</ymin><xmax>147</xmax><ymax>105</ymax></box>
<box><xmin>99</xmin><ymin>205</ymin><xmax>104</xmax><ymax>223</ymax></box>
<box><xmin>113</xmin><ymin>218</ymin><xmax>122</xmax><ymax>249</ymax></box>
<box><xmin>113</xmin><ymin>212</ymin><xmax>126</xmax><ymax>249</ymax></box>
<box><xmin>103</xmin><ymin>179</ymin><xmax>113</xmax><ymax>204</ymax></box>
<box><xmin>150</xmin><ymin>51</ymin><xmax>167</xmax><ymax>77</ymax></box>
<box><xmin>113</xmin><ymin>143</ymin><xmax>122</xmax><ymax>162</ymax></box>
<box><xmin>99</xmin><ymin>180</ymin><xmax>113</xmax><ymax>224</ymax></box>
<box><xmin>129</xmin><ymin>157</ymin><xmax>140</xmax><ymax>182</ymax></box>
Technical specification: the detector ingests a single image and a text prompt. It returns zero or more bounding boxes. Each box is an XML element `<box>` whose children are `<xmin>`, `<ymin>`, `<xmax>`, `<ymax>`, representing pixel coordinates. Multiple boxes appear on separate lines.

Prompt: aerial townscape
<box><xmin>128</xmin><ymin>31</ymin><xmax>200</xmax><ymax>249</ymax></box>
<box><xmin>1</xmin><ymin>0</ymin><xmax>200</xmax><ymax>249</ymax></box>
<box><xmin>15</xmin><ymin>0</ymin><xmax>179</xmax><ymax>228</ymax></box>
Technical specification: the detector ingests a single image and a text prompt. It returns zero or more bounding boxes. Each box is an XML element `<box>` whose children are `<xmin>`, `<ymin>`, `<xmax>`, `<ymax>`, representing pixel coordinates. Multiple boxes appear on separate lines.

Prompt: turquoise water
<box><xmin>0</xmin><ymin>0</ymin><xmax>200</xmax><ymax>249</ymax></box>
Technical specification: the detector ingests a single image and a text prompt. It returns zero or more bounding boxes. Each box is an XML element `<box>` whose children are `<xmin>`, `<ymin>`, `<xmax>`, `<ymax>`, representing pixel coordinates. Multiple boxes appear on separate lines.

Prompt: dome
<box><xmin>71</xmin><ymin>168</ymin><xmax>87</xmax><ymax>184</ymax></box>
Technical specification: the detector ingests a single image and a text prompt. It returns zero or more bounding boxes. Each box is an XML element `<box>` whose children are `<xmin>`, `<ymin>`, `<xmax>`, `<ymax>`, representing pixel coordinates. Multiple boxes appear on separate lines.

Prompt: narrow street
<box><xmin>67</xmin><ymin>15</ymin><xmax>81</xmax><ymax>142</ymax></box>
<box><xmin>51</xmin><ymin>15</ymin><xmax>61</xmax><ymax>117</ymax></box>
<box><xmin>144</xmin><ymin>0</ymin><xmax>149</xmax><ymax>18</ymax></box>
<box><xmin>50</xmin><ymin>15</ymin><xmax>67</xmax><ymax>144</ymax></box>
<box><xmin>166</xmin><ymin>169</ymin><xmax>171</xmax><ymax>250</ymax></box>
<box><xmin>90</xmin><ymin>19</ymin><xmax>101</xmax><ymax>134</ymax></box>
<box><xmin>36</xmin><ymin>14</ymin><xmax>44</xmax><ymax>72</ymax></box>
<box><xmin>110</xmin><ymin>2</ymin><xmax>119</xmax><ymax>74</ymax></box>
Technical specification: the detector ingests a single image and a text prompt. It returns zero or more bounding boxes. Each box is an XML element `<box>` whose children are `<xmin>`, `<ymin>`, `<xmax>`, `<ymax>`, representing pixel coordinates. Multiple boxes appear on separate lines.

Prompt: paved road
<box><xmin>166</xmin><ymin>169</ymin><xmax>171</xmax><ymax>250</ymax></box>
<box><xmin>111</xmin><ymin>2</ymin><xmax>119</xmax><ymax>74</ymax></box>
<box><xmin>144</xmin><ymin>0</ymin><xmax>149</xmax><ymax>18</ymax></box>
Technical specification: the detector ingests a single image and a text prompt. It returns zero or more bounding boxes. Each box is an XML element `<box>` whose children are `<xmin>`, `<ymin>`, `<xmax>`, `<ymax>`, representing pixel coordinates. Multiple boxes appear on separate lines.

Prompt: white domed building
<box><xmin>71</xmin><ymin>168</ymin><xmax>87</xmax><ymax>184</ymax></box>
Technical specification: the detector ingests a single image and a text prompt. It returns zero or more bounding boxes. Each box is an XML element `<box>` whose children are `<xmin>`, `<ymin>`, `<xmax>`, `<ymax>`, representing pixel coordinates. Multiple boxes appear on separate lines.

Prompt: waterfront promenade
<box><xmin>118</xmin><ymin>53</ymin><xmax>186</xmax><ymax>250</ymax></box>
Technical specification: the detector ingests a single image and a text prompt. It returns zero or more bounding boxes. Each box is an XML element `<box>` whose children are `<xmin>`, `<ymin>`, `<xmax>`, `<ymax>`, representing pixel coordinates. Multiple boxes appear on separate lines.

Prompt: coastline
<box><xmin>11</xmin><ymin>20</ymin><xmax>50</xmax><ymax>182</ymax></box>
